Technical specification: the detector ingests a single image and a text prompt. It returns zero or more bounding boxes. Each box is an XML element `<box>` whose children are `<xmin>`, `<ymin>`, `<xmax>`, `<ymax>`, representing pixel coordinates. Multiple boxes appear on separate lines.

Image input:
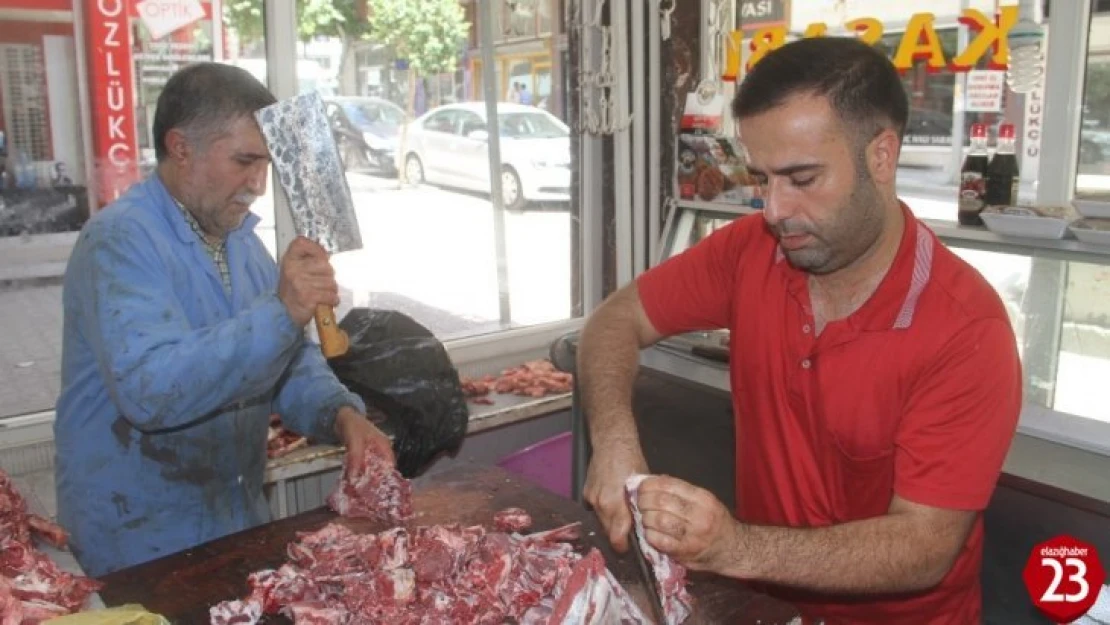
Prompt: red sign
<box><xmin>85</xmin><ymin>0</ymin><xmax>140</xmax><ymax>209</ymax></box>
<box><xmin>1023</xmin><ymin>535</ymin><xmax>1106</xmax><ymax>623</ymax></box>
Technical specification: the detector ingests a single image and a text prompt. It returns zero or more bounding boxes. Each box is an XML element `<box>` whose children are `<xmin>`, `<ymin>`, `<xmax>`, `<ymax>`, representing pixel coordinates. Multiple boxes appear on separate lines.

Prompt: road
<box><xmin>256</xmin><ymin>172</ymin><xmax>573</xmax><ymax>339</ymax></box>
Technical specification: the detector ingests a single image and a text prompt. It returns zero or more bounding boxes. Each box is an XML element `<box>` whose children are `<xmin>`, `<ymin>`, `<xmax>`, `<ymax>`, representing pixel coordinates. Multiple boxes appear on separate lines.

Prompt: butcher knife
<box><xmin>254</xmin><ymin>91</ymin><xmax>363</xmax><ymax>358</ymax></box>
<box><xmin>630</xmin><ymin>530</ymin><xmax>667</xmax><ymax>624</ymax></box>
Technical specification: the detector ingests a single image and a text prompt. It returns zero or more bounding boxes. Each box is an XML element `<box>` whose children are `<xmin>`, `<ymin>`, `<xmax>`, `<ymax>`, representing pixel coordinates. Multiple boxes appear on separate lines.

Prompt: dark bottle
<box><xmin>985</xmin><ymin>123</ymin><xmax>1021</xmax><ymax>207</ymax></box>
<box><xmin>958</xmin><ymin>124</ymin><xmax>990</xmax><ymax>226</ymax></box>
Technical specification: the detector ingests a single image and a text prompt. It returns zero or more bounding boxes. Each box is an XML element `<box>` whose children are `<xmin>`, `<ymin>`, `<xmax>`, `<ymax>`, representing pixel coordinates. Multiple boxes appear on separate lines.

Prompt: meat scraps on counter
<box><xmin>209</xmin><ymin>515</ymin><xmax>653</xmax><ymax>624</ymax></box>
<box><xmin>0</xmin><ymin>469</ymin><xmax>102</xmax><ymax>624</ymax></box>
<box><xmin>210</xmin><ymin>446</ymin><xmax>693</xmax><ymax>624</ymax></box>
<box><xmin>461</xmin><ymin>359</ymin><xmax>574</xmax><ymax>406</ymax></box>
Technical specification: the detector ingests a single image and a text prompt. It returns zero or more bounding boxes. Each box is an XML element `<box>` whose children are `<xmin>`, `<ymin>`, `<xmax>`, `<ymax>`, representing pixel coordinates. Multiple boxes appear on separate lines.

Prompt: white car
<box><xmin>398</xmin><ymin>102</ymin><xmax>570</xmax><ymax>210</ymax></box>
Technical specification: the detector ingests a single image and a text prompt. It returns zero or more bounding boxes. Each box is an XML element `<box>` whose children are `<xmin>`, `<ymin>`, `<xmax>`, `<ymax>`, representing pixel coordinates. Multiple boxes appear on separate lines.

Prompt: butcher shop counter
<box><xmin>97</xmin><ymin>463</ymin><xmax>801</xmax><ymax>624</ymax></box>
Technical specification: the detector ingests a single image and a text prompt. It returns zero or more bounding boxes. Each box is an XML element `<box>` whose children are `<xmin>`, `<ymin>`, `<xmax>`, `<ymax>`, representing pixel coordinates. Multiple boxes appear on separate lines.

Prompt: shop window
<box><xmin>0</xmin><ymin>44</ymin><xmax>50</xmax><ymax>161</ymax></box>
<box><xmin>725</xmin><ymin>2</ymin><xmax>1036</xmax><ymax>222</ymax></box>
<box><xmin>1077</xmin><ymin>7</ymin><xmax>1110</xmax><ymax>201</ymax></box>
<box><xmin>0</xmin><ymin>0</ymin><xmax>91</xmax><ymax>422</ymax></box>
<box><xmin>298</xmin><ymin>0</ymin><xmax>576</xmax><ymax>342</ymax></box>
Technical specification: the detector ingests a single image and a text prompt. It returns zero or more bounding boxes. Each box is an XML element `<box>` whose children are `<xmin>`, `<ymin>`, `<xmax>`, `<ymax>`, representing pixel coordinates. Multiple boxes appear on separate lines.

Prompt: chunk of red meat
<box><xmin>26</xmin><ymin>514</ymin><xmax>67</xmax><ymax>549</ymax></box>
<box><xmin>284</xmin><ymin>601</ymin><xmax>347</xmax><ymax>624</ymax></box>
<box><xmin>326</xmin><ymin>446</ymin><xmax>412</xmax><ymax>525</ymax></box>
<box><xmin>493</xmin><ymin>507</ymin><xmax>533</xmax><ymax>533</ymax></box>
<box><xmin>626</xmin><ymin>474</ymin><xmax>694</xmax><ymax>624</ymax></box>
<box><xmin>208</xmin><ymin>598</ymin><xmax>261</xmax><ymax>625</ymax></box>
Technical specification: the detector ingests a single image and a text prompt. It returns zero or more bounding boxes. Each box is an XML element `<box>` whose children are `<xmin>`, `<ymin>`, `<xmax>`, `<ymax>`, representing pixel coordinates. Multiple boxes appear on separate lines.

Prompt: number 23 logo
<box><xmin>1041</xmin><ymin>557</ymin><xmax>1090</xmax><ymax>603</ymax></box>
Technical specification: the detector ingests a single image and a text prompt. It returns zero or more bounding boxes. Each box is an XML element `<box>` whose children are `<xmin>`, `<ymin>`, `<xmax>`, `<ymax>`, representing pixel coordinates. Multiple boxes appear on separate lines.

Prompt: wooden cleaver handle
<box><xmin>314</xmin><ymin>304</ymin><xmax>349</xmax><ymax>359</ymax></box>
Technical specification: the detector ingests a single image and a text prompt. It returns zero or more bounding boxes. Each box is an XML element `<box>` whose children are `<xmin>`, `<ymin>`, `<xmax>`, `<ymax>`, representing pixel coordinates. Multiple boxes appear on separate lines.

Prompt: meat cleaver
<box><xmin>254</xmin><ymin>91</ymin><xmax>363</xmax><ymax>359</ymax></box>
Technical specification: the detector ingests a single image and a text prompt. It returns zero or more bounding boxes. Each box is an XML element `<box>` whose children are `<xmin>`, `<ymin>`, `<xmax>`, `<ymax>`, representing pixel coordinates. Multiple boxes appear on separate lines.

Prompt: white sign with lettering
<box><xmin>965</xmin><ymin>70</ymin><xmax>1005</xmax><ymax>113</ymax></box>
<box><xmin>136</xmin><ymin>0</ymin><xmax>205</xmax><ymax>40</ymax></box>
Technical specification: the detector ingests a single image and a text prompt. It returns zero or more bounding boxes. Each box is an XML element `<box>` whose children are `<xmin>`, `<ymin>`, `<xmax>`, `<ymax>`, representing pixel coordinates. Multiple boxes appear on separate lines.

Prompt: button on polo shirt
<box><xmin>636</xmin><ymin>203</ymin><xmax>1021</xmax><ymax>625</ymax></box>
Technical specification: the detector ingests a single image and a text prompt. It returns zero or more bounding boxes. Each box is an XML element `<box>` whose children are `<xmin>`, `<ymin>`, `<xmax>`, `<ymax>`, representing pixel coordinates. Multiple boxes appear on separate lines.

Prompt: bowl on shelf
<box><xmin>979</xmin><ymin>205</ymin><xmax>1075</xmax><ymax>240</ymax></box>
<box><xmin>1069</xmin><ymin>218</ymin><xmax>1110</xmax><ymax>247</ymax></box>
<box><xmin>1073</xmin><ymin>199</ymin><xmax>1110</xmax><ymax>219</ymax></box>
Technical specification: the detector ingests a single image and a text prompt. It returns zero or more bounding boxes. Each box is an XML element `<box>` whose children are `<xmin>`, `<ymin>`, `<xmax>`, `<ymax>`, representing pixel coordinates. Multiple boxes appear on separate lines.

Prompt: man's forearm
<box><xmin>577</xmin><ymin>301</ymin><xmax>642</xmax><ymax>445</ymax></box>
<box><xmin>722</xmin><ymin>514</ymin><xmax>956</xmax><ymax>594</ymax></box>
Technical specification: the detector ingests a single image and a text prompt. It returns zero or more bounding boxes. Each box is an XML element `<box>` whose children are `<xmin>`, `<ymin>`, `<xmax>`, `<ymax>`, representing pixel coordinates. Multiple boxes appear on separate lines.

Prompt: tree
<box><xmin>367</xmin><ymin>0</ymin><xmax>469</xmax><ymax>182</ymax></box>
<box><xmin>223</xmin><ymin>0</ymin><xmax>371</xmax><ymax>89</ymax></box>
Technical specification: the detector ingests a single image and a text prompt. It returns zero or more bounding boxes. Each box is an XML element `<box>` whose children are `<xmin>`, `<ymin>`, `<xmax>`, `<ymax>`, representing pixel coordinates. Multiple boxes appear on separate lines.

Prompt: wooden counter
<box><xmin>98</xmin><ymin>464</ymin><xmax>799</xmax><ymax>624</ymax></box>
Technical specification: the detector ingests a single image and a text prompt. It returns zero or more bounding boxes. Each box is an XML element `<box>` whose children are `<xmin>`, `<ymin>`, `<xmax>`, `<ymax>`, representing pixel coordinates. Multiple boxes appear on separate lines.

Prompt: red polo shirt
<box><xmin>636</xmin><ymin>204</ymin><xmax>1022</xmax><ymax>624</ymax></box>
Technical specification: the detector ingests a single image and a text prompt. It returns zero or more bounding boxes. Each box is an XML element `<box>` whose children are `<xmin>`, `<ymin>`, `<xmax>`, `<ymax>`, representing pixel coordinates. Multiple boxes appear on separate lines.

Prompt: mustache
<box><xmin>232</xmin><ymin>192</ymin><xmax>259</xmax><ymax>206</ymax></box>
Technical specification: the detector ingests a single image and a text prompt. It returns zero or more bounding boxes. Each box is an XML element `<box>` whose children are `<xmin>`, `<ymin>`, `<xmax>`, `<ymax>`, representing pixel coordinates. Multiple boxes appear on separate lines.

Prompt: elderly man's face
<box><xmin>181</xmin><ymin>115</ymin><xmax>270</xmax><ymax>239</ymax></box>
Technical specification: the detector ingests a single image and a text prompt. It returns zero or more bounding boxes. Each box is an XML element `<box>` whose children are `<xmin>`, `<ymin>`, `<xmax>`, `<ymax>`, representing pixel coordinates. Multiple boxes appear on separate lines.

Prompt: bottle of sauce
<box><xmin>986</xmin><ymin>123</ymin><xmax>1020</xmax><ymax>207</ymax></box>
<box><xmin>958</xmin><ymin>124</ymin><xmax>990</xmax><ymax>226</ymax></box>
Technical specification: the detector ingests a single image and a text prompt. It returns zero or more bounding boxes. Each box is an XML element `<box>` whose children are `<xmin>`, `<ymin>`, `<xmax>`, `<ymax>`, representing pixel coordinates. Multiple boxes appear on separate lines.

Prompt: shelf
<box><xmin>675</xmin><ymin>199</ymin><xmax>760</xmax><ymax>217</ymax></box>
<box><xmin>924</xmin><ymin>220</ymin><xmax>1110</xmax><ymax>265</ymax></box>
<box><xmin>673</xmin><ymin>199</ymin><xmax>1110</xmax><ymax>265</ymax></box>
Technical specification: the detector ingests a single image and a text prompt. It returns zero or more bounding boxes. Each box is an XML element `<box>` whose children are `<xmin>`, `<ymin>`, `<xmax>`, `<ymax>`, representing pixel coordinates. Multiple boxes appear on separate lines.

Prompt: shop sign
<box><xmin>136</xmin><ymin>0</ymin><xmax>205</xmax><ymax>40</ymax></box>
<box><xmin>724</xmin><ymin>6</ymin><xmax>1020</xmax><ymax>80</ymax></box>
<box><xmin>738</xmin><ymin>0</ymin><xmax>789</xmax><ymax>32</ymax></box>
<box><xmin>86</xmin><ymin>0</ymin><xmax>141</xmax><ymax>209</ymax></box>
<box><xmin>1020</xmin><ymin>73</ymin><xmax>1044</xmax><ymax>195</ymax></box>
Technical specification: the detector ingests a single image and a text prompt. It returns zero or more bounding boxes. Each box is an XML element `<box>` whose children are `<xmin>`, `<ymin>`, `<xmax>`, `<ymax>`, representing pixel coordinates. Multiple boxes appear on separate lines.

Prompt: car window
<box><xmin>497</xmin><ymin>112</ymin><xmax>568</xmax><ymax>139</ymax></box>
<box><xmin>423</xmin><ymin>110</ymin><xmax>457</xmax><ymax>134</ymax></box>
<box><xmin>457</xmin><ymin>112</ymin><xmax>485</xmax><ymax>137</ymax></box>
<box><xmin>341</xmin><ymin>101</ymin><xmax>404</xmax><ymax>128</ymax></box>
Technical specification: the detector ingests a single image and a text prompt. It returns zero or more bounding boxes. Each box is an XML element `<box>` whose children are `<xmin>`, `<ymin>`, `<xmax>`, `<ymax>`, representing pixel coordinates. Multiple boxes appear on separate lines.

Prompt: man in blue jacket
<box><xmin>55</xmin><ymin>62</ymin><xmax>392</xmax><ymax>577</ymax></box>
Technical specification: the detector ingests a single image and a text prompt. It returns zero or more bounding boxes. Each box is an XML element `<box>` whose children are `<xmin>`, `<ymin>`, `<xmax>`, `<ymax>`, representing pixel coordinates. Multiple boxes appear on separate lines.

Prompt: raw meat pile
<box><xmin>268</xmin><ymin>415</ymin><xmax>308</xmax><ymax>460</ymax></box>
<box><xmin>326</xmin><ymin>446</ymin><xmax>413</xmax><ymax>525</ymax></box>
<box><xmin>0</xmin><ymin>469</ymin><xmax>102</xmax><ymax>624</ymax></box>
<box><xmin>209</xmin><ymin>516</ymin><xmax>652</xmax><ymax>625</ymax></box>
<box><xmin>626</xmin><ymin>474</ymin><xmax>694</xmax><ymax>625</ymax></box>
<box><xmin>461</xmin><ymin>360</ymin><xmax>574</xmax><ymax>406</ymax></box>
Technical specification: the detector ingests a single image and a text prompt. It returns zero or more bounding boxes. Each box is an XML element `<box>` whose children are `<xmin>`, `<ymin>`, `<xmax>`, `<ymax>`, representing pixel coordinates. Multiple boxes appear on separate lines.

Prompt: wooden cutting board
<box><xmin>97</xmin><ymin>463</ymin><xmax>800</xmax><ymax>624</ymax></box>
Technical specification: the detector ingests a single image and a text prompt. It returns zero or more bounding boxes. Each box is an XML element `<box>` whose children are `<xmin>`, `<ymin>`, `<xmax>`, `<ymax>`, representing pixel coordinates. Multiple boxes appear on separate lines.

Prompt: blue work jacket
<box><xmin>54</xmin><ymin>175</ymin><xmax>364</xmax><ymax>577</ymax></box>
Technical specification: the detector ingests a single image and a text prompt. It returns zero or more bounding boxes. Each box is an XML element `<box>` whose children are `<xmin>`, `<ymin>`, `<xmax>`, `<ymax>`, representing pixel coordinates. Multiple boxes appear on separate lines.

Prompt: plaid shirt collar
<box><xmin>172</xmin><ymin>197</ymin><xmax>231</xmax><ymax>293</ymax></box>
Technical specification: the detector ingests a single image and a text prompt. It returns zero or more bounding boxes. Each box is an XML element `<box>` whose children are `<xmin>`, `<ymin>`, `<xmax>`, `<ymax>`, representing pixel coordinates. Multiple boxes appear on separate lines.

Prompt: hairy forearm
<box><xmin>578</xmin><ymin>300</ymin><xmax>643</xmax><ymax>445</ymax></box>
<box><xmin>723</xmin><ymin>514</ymin><xmax>956</xmax><ymax>594</ymax></box>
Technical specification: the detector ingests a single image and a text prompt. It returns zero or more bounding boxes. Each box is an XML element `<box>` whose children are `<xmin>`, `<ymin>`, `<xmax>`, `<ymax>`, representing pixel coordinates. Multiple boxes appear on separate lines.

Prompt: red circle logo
<box><xmin>1023</xmin><ymin>535</ymin><xmax>1106</xmax><ymax>623</ymax></box>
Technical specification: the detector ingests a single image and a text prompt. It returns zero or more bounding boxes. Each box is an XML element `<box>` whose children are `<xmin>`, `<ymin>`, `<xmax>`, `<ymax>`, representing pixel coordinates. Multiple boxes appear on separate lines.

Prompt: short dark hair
<box><xmin>153</xmin><ymin>62</ymin><xmax>276</xmax><ymax>161</ymax></box>
<box><xmin>732</xmin><ymin>37</ymin><xmax>908</xmax><ymax>148</ymax></box>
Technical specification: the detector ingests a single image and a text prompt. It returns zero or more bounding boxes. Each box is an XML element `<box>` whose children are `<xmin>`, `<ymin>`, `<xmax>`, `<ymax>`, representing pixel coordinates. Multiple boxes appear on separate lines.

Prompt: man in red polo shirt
<box><xmin>577</xmin><ymin>37</ymin><xmax>1022</xmax><ymax>624</ymax></box>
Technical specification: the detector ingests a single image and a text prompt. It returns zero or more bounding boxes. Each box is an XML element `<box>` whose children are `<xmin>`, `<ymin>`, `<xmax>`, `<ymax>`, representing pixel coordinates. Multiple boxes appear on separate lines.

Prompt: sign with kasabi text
<box><xmin>724</xmin><ymin>6</ymin><xmax>1020</xmax><ymax>79</ymax></box>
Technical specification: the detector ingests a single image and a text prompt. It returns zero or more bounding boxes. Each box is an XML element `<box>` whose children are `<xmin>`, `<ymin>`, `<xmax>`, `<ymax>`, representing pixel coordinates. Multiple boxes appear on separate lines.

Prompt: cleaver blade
<box><xmin>254</xmin><ymin>91</ymin><xmax>362</xmax><ymax>358</ymax></box>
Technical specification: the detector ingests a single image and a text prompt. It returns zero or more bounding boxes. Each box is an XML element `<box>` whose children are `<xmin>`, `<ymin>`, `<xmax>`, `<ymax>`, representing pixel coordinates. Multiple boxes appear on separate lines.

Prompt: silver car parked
<box><xmin>399</xmin><ymin>102</ymin><xmax>571</xmax><ymax>211</ymax></box>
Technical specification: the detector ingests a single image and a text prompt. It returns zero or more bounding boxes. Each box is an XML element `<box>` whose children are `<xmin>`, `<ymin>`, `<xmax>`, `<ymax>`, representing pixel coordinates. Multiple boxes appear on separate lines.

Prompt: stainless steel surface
<box><xmin>630</xmin><ymin>529</ymin><xmax>666</xmax><ymax>624</ymax></box>
<box><xmin>254</xmin><ymin>91</ymin><xmax>362</xmax><ymax>254</ymax></box>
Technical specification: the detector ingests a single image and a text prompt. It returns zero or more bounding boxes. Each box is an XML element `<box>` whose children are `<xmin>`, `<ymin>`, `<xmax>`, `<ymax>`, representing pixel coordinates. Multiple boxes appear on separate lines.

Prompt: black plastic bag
<box><xmin>327</xmin><ymin>308</ymin><xmax>468</xmax><ymax>477</ymax></box>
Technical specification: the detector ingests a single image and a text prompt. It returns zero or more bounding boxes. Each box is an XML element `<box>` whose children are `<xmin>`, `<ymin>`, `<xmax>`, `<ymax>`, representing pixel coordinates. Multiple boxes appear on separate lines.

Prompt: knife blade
<box><xmin>253</xmin><ymin>91</ymin><xmax>363</xmax><ymax>359</ymax></box>
<box><xmin>629</xmin><ymin>530</ymin><xmax>667</xmax><ymax>624</ymax></box>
